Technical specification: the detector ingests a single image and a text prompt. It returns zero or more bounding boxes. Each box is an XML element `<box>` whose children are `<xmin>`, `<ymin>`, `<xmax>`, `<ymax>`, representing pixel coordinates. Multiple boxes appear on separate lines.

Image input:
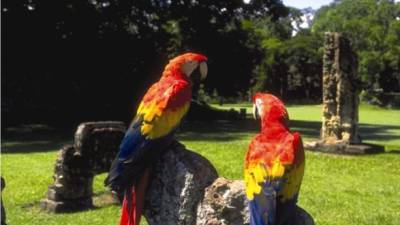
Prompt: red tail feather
<box><xmin>120</xmin><ymin>187</ymin><xmax>137</xmax><ymax>225</ymax></box>
<box><xmin>119</xmin><ymin>168</ymin><xmax>151</xmax><ymax>225</ymax></box>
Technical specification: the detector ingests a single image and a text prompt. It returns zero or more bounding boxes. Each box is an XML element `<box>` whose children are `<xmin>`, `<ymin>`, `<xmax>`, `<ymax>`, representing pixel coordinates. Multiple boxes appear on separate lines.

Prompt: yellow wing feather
<box><xmin>244</xmin><ymin>134</ymin><xmax>304</xmax><ymax>201</ymax></box>
<box><xmin>136</xmin><ymin>82</ymin><xmax>191</xmax><ymax>139</ymax></box>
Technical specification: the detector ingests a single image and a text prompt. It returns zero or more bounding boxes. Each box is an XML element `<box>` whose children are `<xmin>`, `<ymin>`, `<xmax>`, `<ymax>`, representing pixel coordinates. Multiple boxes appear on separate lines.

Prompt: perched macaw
<box><xmin>105</xmin><ymin>53</ymin><xmax>208</xmax><ymax>225</ymax></box>
<box><xmin>244</xmin><ymin>93</ymin><xmax>305</xmax><ymax>225</ymax></box>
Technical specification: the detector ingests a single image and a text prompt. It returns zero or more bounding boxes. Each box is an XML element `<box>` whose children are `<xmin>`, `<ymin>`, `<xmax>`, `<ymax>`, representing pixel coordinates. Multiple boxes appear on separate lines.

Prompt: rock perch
<box><xmin>196</xmin><ymin>178</ymin><xmax>314</xmax><ymax>225</ymax></box>
<box><xmin>144</xmin><ymin>141</ymin><xmax>218</xmax><ymax>225</ymax></box>
<box><xmin>144</xmin><ymin>145</ymin><xmax>314</xmax><ymax>225</ymax></box>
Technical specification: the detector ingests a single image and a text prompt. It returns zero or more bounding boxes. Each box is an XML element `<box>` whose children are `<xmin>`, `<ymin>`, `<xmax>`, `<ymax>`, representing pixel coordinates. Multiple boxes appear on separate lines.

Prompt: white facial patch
<box><xmin>181</xmin><ymin>61</ymin><xmax>199</xmax><ymax>77</ymax></box>
<box><xmin>255</xmin><ymin>98</ymin><xmax>264</xmax><ymax>118</ymax></box>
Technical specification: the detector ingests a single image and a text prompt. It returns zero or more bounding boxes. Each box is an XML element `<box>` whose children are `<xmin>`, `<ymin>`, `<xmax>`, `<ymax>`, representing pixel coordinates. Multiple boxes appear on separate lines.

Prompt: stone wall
<box><xmin>321</xmin><ymin>32</ymin><xmax>360</xmax><ymax>144</ymax></box>
<box><xmin>41</xmin><ymin>121</ymin><xmax>125</xmax><ymax>212</ymax></box>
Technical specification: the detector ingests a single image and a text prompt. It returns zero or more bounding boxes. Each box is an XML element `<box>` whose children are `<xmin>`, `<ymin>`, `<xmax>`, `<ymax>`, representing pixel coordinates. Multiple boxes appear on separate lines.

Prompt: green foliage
<box><xmin>282</xmin><ymin>34</ymin><xmax>323</xmax><ymax>99</ymax></box>
<box><xmin>245</xmin><ymin>9</ymin><xmax>323</xmax><ymax>100</ymax></box>
<box><xmin>2</xmin><ymin>0</ymin><xmax>288</xmax><ymax>126</ymax></box>
<box><xmin>248</xmin><ymin>0</ymin><xmax>399</xmax><ymax>103</ymax></box>
<box><xmin>312</xmin><ymin>0</ymin><xmax>400</xmax><ymax>94</ymax></box>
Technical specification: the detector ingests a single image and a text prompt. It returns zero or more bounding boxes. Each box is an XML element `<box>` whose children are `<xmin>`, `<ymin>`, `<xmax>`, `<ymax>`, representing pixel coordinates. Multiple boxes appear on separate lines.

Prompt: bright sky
<box><xmin>282</xmin><ymin>0</ymin><xmax>334</xmax><ymax>9</ymax></box>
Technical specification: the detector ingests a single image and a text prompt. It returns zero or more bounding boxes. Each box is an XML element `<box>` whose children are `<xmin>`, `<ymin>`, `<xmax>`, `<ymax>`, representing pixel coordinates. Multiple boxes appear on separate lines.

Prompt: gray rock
<box><xmin>196</xmin><ymin>178</ymin><xmax>249</xmax><ymax>225</ymax></box>
<box><xmin>144</xmin><ymin>141</ymin><xmax>218</xmax><ymax>225</ymax></box>
<box><xmin>196</xmin><ymin>178</ymin><xmax>314</xmax><ymax>225</ymax></box>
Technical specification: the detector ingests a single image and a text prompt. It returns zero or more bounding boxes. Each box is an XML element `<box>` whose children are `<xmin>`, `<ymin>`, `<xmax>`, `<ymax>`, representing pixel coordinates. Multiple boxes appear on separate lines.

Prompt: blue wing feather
<box><xmin>249</xmin><ymin>181</ymin><xmax>278</xmax><ymax>225</ymax></box>
<box><xmin>105</xmin><ymin>115</ymin><xmax>176</xmax><ymax>191</ymax></box>
<box><xmin>118</xmin><ymin>119</ymin><xmax>146</xmax><ymax>161</ymax></box>
<box><xmin>249</xmin><ymin>176</ymin><xmax>299</xmax><ymax>225</ymax></box>
<box><xmin>249</xmin><ymin>200</ymin><xmax>267</xmax><ymax>225</ymax></box>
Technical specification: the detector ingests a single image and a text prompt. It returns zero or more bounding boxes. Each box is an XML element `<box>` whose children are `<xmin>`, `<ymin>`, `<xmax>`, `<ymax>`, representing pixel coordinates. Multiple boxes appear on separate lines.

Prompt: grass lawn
<box><xmin>1</xmin><ymin>104</ymin><xmax>400</xmax><ymax>225</ymax></box>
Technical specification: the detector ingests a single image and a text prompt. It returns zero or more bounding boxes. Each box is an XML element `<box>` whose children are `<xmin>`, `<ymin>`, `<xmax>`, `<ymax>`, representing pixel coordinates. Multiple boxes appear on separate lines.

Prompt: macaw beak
<box><xmin>252</xmin><ymin>104</ymin><xmax>260</xmax><ymax>120</ymax></box>
<box><xmin>199</xmin><ymin>61</ymin><xmax>208</xmax><ymax>80</ymax></box>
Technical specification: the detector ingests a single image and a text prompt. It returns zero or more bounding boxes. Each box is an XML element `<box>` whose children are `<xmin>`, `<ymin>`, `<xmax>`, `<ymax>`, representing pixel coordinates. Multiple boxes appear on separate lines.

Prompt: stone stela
<box><xmin>321</xmin><ymin>32</ymin><xmax>360</xmax><ymax>144</ymax></box>
<box><xmin>41</xmin><ymin>121</ymin><xmax>126</xmax><ymax>213</ymax></box>
<box><xmin>306</xmin><ymin>32</ymin><xmax>384</xmax><ymax>154</ymax></box>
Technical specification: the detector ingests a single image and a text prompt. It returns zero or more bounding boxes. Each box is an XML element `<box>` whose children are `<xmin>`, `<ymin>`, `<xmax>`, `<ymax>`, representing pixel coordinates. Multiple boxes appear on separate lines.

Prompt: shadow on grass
<box><xmin>178</xmin><ymin>118</ymin><xmax>400</xmax><ymax>143</ymax></box>
<box><xmin>21</xmin><ymin>190</ymin><xmax>116</xmax><ymax>213</ymax></box>
<box><xmin>176</xmin><ymin>119</ymin><xmax>259</xmax><ymax>141</ymax></box>
<box><xmin>383</xmin><ymin>150</ymin><xmax>400</xmax><ymax>154</ymax></box>
<box><xmin>2</xmin><ymin>127</ymin><xmax>73</xmax><ymax>154</ymax></box>
<box><xmin>2</xmin><ymin>119</ymin><xmax>399</xmax><ymax>153</ymax></box>
<box><xmin>358</xmin><ymin>124</ymin><xmax>400</xmax><ymax>141</ymax></box>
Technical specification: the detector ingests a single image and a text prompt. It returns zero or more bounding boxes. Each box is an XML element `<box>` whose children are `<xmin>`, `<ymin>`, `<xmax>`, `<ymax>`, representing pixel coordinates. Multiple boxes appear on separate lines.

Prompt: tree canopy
<box><xmin>2</xmin><ymin>0</ymin><xmax>288</xmax><ymax>126</ymax></box>
<box><xmin>312</xmin><ymin>0</ymin><xmax>400</xmax><ymax>93</ymax></box>
<box><xmin>247</xmin><ymin>8</ymin><xmax>323</xmax><ymax>100</ymax></box>
<box><xmin>3</xmin><ymin>0</ymin><xmax>400</xmax><ymax>126</ymax></box>
<box><xmin>249</xmin><ymin>0</ymin><xmax>399</xmax><ymax>103</ymax></box>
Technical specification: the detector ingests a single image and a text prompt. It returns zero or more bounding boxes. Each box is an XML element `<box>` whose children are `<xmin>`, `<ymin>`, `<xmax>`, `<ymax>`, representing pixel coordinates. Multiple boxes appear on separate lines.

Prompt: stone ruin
<box><xmin>321</xmin><ymin>32</ymin><xmax>360</xmax><ymax>144</ymax></box>
<box><xmin>41</xmin><ymin>121</ymin><xmax>126</xmax><ymax>212</ymax></box>
<box><xmin>305</xmin><ymin>32</ymin><xmax>384</xmax><ymax>154</ymax></box>
<box><xmin>41</xmin><ymin>121</ymin><xmax>314</xmax><ymax>224</ymax></box>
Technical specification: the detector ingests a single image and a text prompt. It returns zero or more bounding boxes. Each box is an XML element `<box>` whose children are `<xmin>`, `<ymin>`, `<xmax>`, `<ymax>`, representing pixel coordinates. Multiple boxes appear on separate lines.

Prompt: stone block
<box><xmin>41</xmin><ymin>121</ymin><xmax>126</xmax><ymax>213</ymax></box>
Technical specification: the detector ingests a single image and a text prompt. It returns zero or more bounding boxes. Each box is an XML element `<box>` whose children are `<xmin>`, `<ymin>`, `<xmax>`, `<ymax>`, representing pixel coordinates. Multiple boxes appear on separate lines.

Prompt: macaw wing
<box><xmin>278</xmin><ymin>132</ymin><xmax>305</xmax><ymax>203</ymax></box>
<box><xmin>245</xmin><ymin>132</ymin><xmax>305</xmax><ymax>225</ymax></box>
<box><xmin>245</xmin><ymin>134</ymin><xmax>289</xmax><ymax>225</ymax></box>
<box><xmin>118</xmin><ymin>78</ymin><xmax>191</xmax><ymax>161</ymax></box>
<box><xmin>106</xmin><ymin>79</ymin><xmax>191</xmax><ymax>190</ymax></box>
<box><xmin>244</xmin><ymin>133</ymin><xmax>292</xmax><ymax>199</ymax></box>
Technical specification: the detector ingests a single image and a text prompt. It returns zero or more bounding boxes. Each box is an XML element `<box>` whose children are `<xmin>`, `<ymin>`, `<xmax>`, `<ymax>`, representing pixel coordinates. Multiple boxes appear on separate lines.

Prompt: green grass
<box><xmin>1</xmin><ymin>104</ymin><xmax>400</xmax><ymax>225</ymax></box>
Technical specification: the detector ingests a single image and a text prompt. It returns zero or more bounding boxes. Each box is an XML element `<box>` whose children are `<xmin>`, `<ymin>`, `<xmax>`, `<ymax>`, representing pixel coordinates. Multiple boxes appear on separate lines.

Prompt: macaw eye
<box><xmin>255</xmin><ymin>99</ymin><xmax>263</xmax><ymax>107</ymax></box>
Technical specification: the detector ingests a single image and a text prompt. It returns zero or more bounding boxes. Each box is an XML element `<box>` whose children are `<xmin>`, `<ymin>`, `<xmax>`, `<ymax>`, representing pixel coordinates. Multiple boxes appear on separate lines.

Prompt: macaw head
<box><xmin>252</xmin><ymin>93</ymin><xmax>289</xmax><ymax>127</ymax></box>
<box><xmin>162</xmin><ymin>52</ymin><xmax>208</xmax><ymax>81</ymax></box>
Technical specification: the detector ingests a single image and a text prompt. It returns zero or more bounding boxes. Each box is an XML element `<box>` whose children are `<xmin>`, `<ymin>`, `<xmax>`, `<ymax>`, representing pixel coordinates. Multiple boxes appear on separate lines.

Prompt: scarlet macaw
<box><xmin>244</xmin><ymin>93</ymin><xmax>305</xmax><ymax>225</ymax></box>
<box><xmin>105</xmin><ymin>53</ymin><xmax>208</xmax><ymax>225</ymax></box>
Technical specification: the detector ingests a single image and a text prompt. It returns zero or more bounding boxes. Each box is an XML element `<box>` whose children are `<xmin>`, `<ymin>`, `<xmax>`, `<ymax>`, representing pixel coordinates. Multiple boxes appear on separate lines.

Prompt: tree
<box><xmin>312</xmin><ymin>0</ymin><xmax>400</xmax><ymax>95</ymax></box>
<box><xmin>2</xmin><ymin>0</ymin><xmax>288</xmax><ymax>126</ymax></box>
<box><xmin>246</xmin><ymin>8</ymin><xmax>322</xmax><ymax>100</ymax></box>
<box><xmin>282</xmin><ymin>33</ymin><xmax>323</xmax><ymax>100</ymax></box>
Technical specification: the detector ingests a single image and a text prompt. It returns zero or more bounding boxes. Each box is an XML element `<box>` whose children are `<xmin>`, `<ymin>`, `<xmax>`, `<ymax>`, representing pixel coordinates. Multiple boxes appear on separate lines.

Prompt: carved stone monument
<box><xmin>306</xmin><ymin>33</ymin><xmax>384</xmax><ymax>154</ymax></box>
<box><xmin>41</xmin><ymin>121</ymin><xmax>126</xmax><ymax>212</ymax></box>
<box><xmin>321</xmin><ymin>32</ymin><xmax>360</xmax><ymax>144</ymax></box>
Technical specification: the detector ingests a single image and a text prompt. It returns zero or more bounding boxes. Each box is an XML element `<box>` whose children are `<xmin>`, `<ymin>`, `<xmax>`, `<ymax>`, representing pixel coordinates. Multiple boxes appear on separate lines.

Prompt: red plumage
<box><xmin>245</xmin><ymin>93</ymin><xmax>305</xmax><ymax>225</ymax></box>
<box><xmin>109</xmin><ymin>52</ymin><xmax>207</xmax><ymax>225</ymax></box>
